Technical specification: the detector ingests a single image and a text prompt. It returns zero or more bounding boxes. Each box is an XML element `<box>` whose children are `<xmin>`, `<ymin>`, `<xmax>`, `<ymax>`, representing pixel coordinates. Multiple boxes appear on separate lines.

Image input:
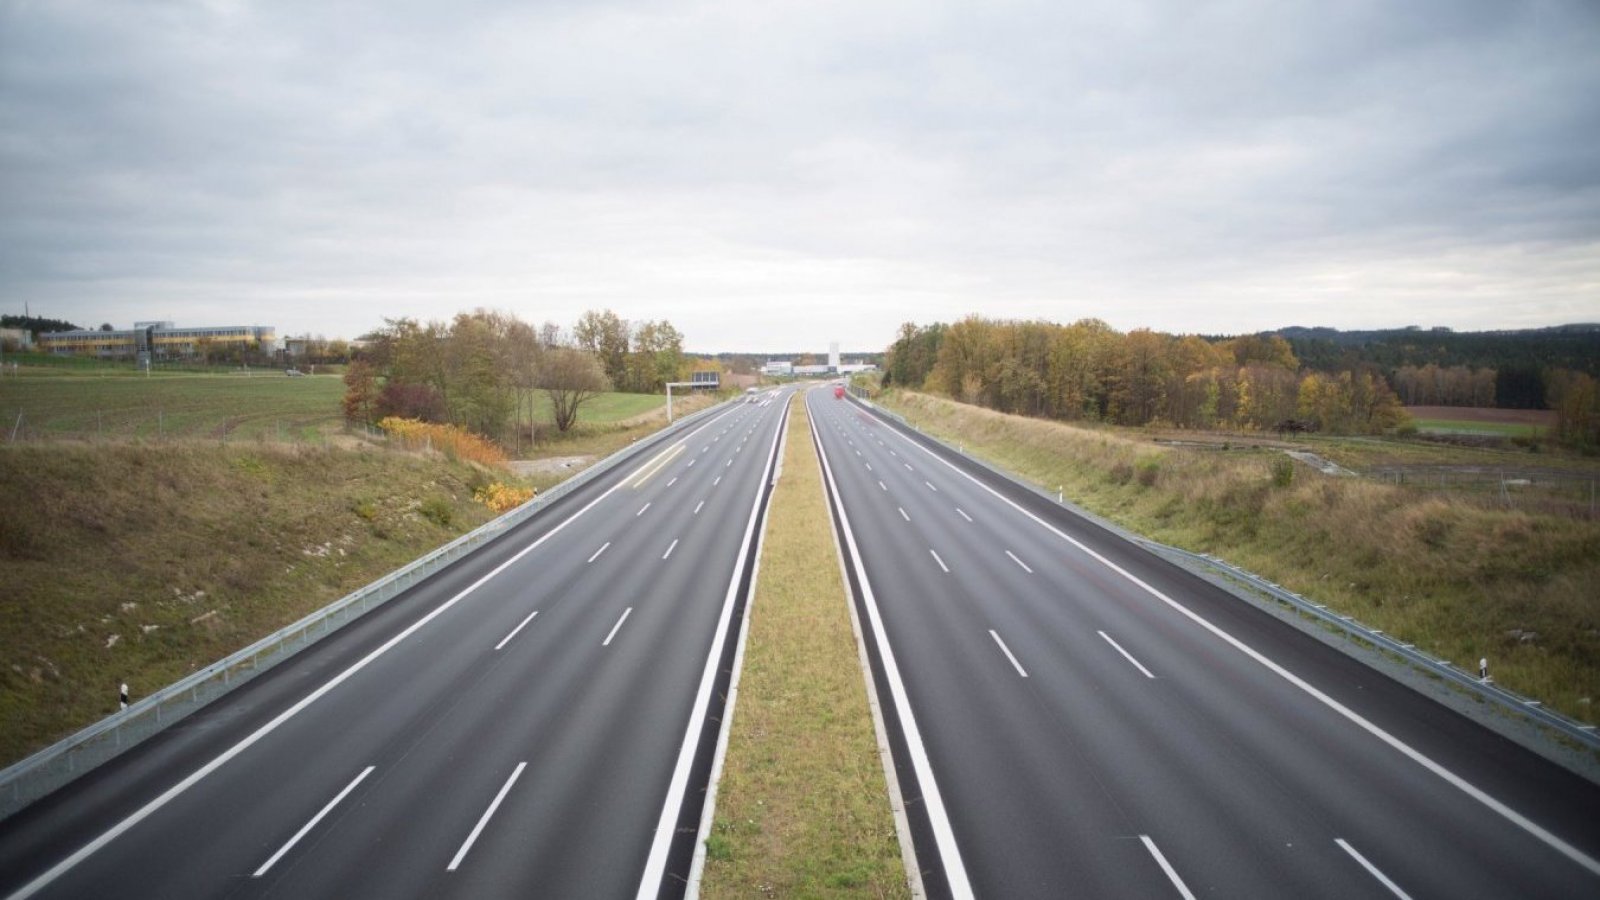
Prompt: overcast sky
<box><xmin>3</xmin><ymin>0</ymin><xmax>1597</xmax><ymax>352</ymax></box>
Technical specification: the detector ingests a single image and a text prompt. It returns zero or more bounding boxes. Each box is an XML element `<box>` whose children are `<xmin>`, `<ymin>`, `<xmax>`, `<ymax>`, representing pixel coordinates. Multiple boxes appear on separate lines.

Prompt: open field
<box><xmin>0</xmin><ymin>372</ymin><xmax>346</xmax><ymax>442</ymax></box>
<box><xmin>876</xmin><ymin>390</ymin><xmax>1600</xmax><ymax>728</ymax></box>
<box><xmin>701</xmin><ymin>395</ymin><xmax>909</xmax><ymax>899</ymax></box>
<box><xmin>0</xmin><ymin>368</ymin><xmax>692</xmax><ymax>447</ymax></box>
<box><xmin>1407</xmin><ymin>405</ymin><xmax>1556</xmax><ymax>438</ymax></box>
<box><xmin>0</xmin><ymin>372</ymin><xmax>724</xmax><ymax>766</ymax></box>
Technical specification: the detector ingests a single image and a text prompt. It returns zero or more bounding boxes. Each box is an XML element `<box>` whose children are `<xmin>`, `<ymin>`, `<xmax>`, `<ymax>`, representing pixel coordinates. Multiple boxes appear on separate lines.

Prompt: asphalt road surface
<box><xmin>0</xmin><ymin>389</ymin><xmax>791</xmax><ymax>899</ymax></box>
<box><xmin>807</xmin><ymin>387</ymin><xmax>1600</xmax><ymax>899</ymax></box>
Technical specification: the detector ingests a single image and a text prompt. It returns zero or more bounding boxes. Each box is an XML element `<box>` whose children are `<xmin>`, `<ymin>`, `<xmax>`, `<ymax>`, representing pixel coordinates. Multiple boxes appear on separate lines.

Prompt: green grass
<box><xmin>0</xmin><ymin>372</ymin><xmax>347</xmax><ymax>442</ymax></box>
<box><xmin>0</xmin><ymin>368</ymin><xmax>695</xmax><ymax>446</ymax></box>
<box><xmin>0</xmin><ymin>442</ymin><xmax>503</xmax><ymax>766</ymax></box>
<box><xmin>523</xmin><ymin>390</ymin><xmax>666</xmax><ymax>423</ymax></box>
<box><xmin>878</xmin><ymin>390</ymin><xmax>1600</xmax><ymax>730</ymax></box>
<box><xmin>700</xmin><ymin>396</ymin><xmax>909</xmax><ymax>900</ymax></box>
<box><xmin>1415</xmin><ymin>418</ymin><xmax>1543</xmax><ymax>438</ymax></box>
<box><xmin>0</xmin><ymin>376</ymin><xmax>721</xmax><ymax>767</ymax></box>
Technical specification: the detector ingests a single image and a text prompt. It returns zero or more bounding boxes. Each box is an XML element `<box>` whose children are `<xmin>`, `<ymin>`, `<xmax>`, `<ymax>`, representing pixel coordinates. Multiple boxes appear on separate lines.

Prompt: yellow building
<box><xmin>38</xmin><ymin>322</ymin><xmax>278</xmax><ymax>360</ymax></box>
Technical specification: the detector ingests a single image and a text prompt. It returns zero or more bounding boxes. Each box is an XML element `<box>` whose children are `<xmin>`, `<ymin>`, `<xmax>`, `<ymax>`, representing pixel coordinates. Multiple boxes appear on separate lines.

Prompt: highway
<box><xmin>806</xmin><ymin>387</ymin><xmax>1600</xmax><ymax>899</ymax></box>
<box><xmin>0</xmin><ymin>389</ymin><xmax>791</xmax><ymax>899</ymax></box>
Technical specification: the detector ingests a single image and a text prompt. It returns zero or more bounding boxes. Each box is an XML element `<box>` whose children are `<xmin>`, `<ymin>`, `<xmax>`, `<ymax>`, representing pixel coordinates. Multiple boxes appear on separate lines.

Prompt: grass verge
<box><xmin>877</xmin><ymin>390</ymin><xmax>1600</xmax><ymax>727</ymax></box>
<box><xmin>0</xmin><ymin>442</ymin><xmax>506</xmax><ymax>766</ymax></box>
<box><xmin>699</xmin><ymin>395</ymin><xmax>909</xmax><ymax>899</ymax></box>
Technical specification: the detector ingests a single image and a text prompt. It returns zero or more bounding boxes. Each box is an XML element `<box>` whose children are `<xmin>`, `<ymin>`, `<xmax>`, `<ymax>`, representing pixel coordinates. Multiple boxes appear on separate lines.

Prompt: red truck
<box><xmin>833</xmin><ymin>384</ymin><xmax>846</xmax><ymax>399</ymax></box>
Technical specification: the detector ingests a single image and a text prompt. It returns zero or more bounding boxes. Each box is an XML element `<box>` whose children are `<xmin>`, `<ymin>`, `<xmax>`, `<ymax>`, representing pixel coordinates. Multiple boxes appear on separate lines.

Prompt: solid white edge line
<box><xmin>1140</xmin><ymin>835</ymin><xmax>1197</xmax><ymax>900</ymax></box>
<box><xmin>807</xmin><ymin>394</ymin><xmax>928</xmax><ymax>898</ymax></box>
<box><xmin>252</xmin><ymin>765</ymin><xmax>375</xmax><ymax>877</ymax></box>
<box><xmin>3</xmin><ymin>403</ymin><xmax>746</xmax><ymax>900</ymax></box>
<box><xmin>1336</xmin><ymin>838</ymin><xmax>1415</xmax><ymax>900</ymax></box>
<box><xmin>602</xmin><ymin>607</ymin><xmax>634</xmax><ymax>647</ymax></box>
<box><xmin>447</xmin><ymin>762</ymin><xmax>527</xmax><ymax>871</ymax></box>
<box><xmin>868</xmin><ymin>398</ymin><xmax>1600</xmax><ymax>879</ymax></box>
<box><xmin>1098</xmin><ymin>630</ymin><xmax>1156</xmax><ymax>679</ymax></box>
<box><xmin>634</xmin><ymin>390</ymin><xmax>790</xmax><ymax>900</ymax></box>
<box><xmin>989</xmin><ymin>630</ymin><xmax>1029</xmax><ymax>678</ymax></box>
<box><xmin>494</xmin><ymin>610</ymin><xmax>540</xmax><ymax>651</ymax></box>
<box><xmin>587</xmin><ymin>541</ymin><xmax>611</xmax><ymax>563</ymax></box>
<box><xmin>812</xmin><ymin>394</ymin><xmax>974</xmax><ymax>898</ymax></box>
<box><xmin>685</xmin><ymin>392</ymin><xmax>792</xmax><ymax>896</ymax></box>
<box><xmin>662</xmin><ymin>538</ymin><xmax>679</xmax><ymax>560</ymax></box>
<box><xmin>929</xmin><ymin>549</ymin><xmax>949</xmax><ymax>573</ymax></box>
<box><xmin>1005</xmin><ymin>550</ymin><xmax>1032</xmax><ymax>574</ymax></box>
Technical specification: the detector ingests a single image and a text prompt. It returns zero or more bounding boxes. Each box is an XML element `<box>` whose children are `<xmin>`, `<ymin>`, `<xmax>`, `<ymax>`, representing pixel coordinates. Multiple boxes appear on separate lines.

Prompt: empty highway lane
<box><xmin>808</xmin><ymin>387</ymin><xmax>1600</xmax><ymax>899</ymax></box>
<box><xmin>0</xmin><ymin>390</ymin><xmax>791</xmax><ymax>899</ymax></box>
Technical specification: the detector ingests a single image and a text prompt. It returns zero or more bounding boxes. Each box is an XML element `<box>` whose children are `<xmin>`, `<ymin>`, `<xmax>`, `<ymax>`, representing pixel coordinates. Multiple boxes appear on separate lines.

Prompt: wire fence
<box><xmin>0</xmin><ymin>396</ymin><xmax>733</xmax><ymax>821</ymax></box>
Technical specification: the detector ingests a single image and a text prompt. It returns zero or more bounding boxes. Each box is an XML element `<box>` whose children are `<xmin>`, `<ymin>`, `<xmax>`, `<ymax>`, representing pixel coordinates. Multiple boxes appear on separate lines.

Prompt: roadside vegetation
<box><xmin>874</xmin><ymin>389</ymin><xmax>1600</xmax><ymax>727</ymax></box>
<box><xmin>0</xmin><ymin>364</ymin><xmax>720</xmax><ymax>767</ymax></box>
<box><xmin>885</xmin><ymin>318</ymin><xmax>1599</xmax><ymax>450</ymax></box>
<box><xmin>0</xmin><ymin>441</ymin><xmax>499</xmax><ymax>766</ymax></box>
<box><xmin>701</xmin><ymin>395</ymin><xmax>909</xmax><ymax>899</ymax></box>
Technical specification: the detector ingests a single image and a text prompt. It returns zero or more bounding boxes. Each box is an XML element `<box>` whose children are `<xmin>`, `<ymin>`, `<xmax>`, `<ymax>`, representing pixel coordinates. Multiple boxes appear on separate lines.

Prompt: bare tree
<box><xmin>540</xmin><ymin>347</ymin><xmax>610</xmax><ymax>432</ymax></box>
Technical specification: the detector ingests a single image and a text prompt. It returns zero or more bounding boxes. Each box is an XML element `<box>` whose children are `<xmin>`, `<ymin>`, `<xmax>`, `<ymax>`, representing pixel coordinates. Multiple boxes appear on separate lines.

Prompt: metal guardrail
<box><xmin>846</xmin><ymin>394</ymin><xmax>1600</xmax><ymax>753</ymax></box>
<box><xmin>1141</xmin><ymin>543</ymin><xmax>1600</xmax><ymax>750</ymax></box>
<box><xmin>0</xmin><ymin>397</ymin><xmax>735</xmax><ymax>819</ymax></box>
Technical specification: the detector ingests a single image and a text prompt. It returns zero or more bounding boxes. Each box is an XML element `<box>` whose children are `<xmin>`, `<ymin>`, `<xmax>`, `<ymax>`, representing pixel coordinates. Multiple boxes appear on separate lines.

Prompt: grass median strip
<box><xmin>700</xmin><ymin>394</ymin><xmax>910</xmax><ymax>899</ymax></box>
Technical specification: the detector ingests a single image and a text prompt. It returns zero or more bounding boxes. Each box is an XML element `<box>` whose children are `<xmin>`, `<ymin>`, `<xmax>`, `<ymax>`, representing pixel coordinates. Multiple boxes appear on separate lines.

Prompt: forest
<box><xmin>884</xmin><ymin>317</ymin><xmax>1600</xmax><ymax>445</ymax></box>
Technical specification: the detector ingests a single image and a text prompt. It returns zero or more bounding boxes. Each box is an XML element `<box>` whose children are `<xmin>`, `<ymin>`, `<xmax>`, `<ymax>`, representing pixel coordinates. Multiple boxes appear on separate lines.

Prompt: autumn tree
<box><xmin>342</xmin><ymin>358</ymin><xmax>378</xmax><ymax>424</ymax></box>
<box><xmin>541</xmin><ymin>347</ymin><xmax>610</xmax><ymax>432</ymax></box>
<box><xmin>574</xmin><ymin>309</ymin><xmax>630</xmax><ymax>388</ymax></box>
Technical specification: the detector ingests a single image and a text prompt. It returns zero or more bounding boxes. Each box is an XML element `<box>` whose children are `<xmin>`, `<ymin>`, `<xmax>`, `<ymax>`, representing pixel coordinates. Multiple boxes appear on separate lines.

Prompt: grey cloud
<box><xmin>1</xmin><ymin>0</ymin><xmax>1596</xmax><ymax>350</ymax></box>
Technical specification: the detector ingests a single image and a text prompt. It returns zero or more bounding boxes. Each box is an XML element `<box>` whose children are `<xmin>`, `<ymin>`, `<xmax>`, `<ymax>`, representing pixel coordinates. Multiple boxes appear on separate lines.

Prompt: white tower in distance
<box><xmin>829</xmin><ymin>341</ymin><xmax>840</xmax><ymax>372</ymax></box>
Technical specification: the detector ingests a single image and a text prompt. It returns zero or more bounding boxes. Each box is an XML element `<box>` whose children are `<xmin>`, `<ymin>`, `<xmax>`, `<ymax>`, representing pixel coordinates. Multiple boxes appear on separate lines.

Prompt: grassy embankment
<box><xmin>875</xmin><ymin>390</ymin><xmax>1600</xmax><ymax>727</ymax></box>
<box><xmin>0</xmin><ymin>442</ymin><xmax>500</xmax><ymax>765</ymax></box>
<box><xmin>701</xmin><ymin>395</ymin><xmax>909</xmax><ymax>899</ymax></box>
<box><xmin>0</xmin><ymin>371</ymin><xmax>718</xmax><ymax>766</ymax></box>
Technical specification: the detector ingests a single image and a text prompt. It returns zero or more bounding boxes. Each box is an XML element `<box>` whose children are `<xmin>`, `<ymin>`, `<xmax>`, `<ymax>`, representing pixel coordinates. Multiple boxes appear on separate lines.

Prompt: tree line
<box><xmin>885</xmin><ymin>317</ymin><xmax>1409</xmax><ymax>435</ymax></box>
<box><xmin>342</xmin><ymin>308</ymin><xmax>695</xmax><ymax>449</ymax></box>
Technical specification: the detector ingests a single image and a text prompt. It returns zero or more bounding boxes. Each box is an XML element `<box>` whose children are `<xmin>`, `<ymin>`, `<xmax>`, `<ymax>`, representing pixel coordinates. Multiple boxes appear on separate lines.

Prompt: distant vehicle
<box><xmin>746</xmin><ymin>387</ymin><xmax>759</xmax><ymax>403</ymax></box>
<box><xmin>833</xmin><ymin>385</ymin><xmax>846</xmax><ymax>399</ymax></box>
<box><xmin>285</xmin><ymin>368</ymin><xmax>305</xmax><ymax>377</ymax></box>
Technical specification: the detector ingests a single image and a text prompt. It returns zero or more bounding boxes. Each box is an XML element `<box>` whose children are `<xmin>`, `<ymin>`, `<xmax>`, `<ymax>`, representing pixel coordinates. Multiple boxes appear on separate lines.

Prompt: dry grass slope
<box><xmin>882</xmin><ymin>390</ymin><xmax>1600</xmax><ymax>726</ymax></box>
<box><xmin>700</xmin><ymin>395</ymin><xmax>909</xmax><ymax>899</ymax></box>
<box><xmin>0</xmin><ymin>443</ymin><xmax>500</xmax><ymax>765</ymax></box>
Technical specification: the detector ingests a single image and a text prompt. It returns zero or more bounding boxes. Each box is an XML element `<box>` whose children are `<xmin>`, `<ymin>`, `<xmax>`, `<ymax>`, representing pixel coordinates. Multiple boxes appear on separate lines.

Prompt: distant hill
<box><xmin>1265</xmin><ymin>324</ymin><xmax>1600</xmax><ymax>378</ymax></box>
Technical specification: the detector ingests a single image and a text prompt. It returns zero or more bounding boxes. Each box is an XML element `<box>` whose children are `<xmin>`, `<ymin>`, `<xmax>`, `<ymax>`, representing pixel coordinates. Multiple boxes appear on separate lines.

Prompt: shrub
<box><xmin>378</xmin><ymin>417</ymin><xmax>507</xmax><ymax>466</ymax></box>
<box><xmin>474</xmin><ymin>482</ymin><xmax>534</xmax><ymax>513</ymax></box>
<box><xmin>376</xmin><ymin>381</ymin><xmax>447</xmax><ymax>423</ymax></box>
<box><xmin>1135</xmin><ymin>457</ymin><xmax>1161</xmax><ymax>487</ymax></box>
<box><xmin>1271</xmin><ymin>456</ymin><xmax>1295</xmax><ymax>488</ymax></box>
<box><xmin>419</xmin><ymin>495</ymin><xmax>454</xmax><ymax>528</ymax></box>
<box><xmin>1109</xmin><ymin>461</ymin><xmax>1134</xmax><ymax>485</ymax></box>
